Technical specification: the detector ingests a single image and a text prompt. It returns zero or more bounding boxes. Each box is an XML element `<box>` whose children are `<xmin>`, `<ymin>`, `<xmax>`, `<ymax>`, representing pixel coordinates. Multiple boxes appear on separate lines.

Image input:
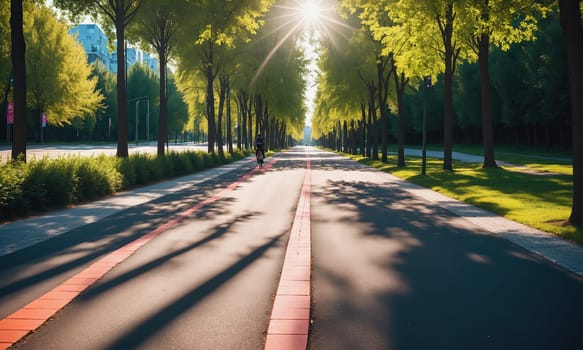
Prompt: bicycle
<box><xmin>256</xmin><ymin>148</ymin><xmax>264</xmax><ymax>166</ymax></box>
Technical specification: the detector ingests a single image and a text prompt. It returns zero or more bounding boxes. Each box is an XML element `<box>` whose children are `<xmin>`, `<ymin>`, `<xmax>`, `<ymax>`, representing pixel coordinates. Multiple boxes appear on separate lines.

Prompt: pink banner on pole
<box><xmin>42</xmin><ymin>113</ymin><xmax>47</xmax><ymax>127</ymax></box>
<box><xmin>7</xmin><ymin>101</ymin><xmax>14</xmax><ymax>124</ymax></box>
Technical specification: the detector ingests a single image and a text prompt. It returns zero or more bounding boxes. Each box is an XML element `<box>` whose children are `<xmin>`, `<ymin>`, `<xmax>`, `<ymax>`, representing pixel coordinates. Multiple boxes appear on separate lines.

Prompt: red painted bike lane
<box><xmin>265</xmin><ymin>153</ymin><xmax>311</xmax><ymax>350</ymax></box>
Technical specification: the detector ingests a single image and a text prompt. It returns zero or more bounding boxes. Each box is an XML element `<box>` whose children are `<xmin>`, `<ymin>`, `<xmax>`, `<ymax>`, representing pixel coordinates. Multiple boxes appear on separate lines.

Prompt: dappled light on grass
<box><xmin>340</xmin><ymin>152</ymin><xmax>581</xmax><ymax>244</ymax></box>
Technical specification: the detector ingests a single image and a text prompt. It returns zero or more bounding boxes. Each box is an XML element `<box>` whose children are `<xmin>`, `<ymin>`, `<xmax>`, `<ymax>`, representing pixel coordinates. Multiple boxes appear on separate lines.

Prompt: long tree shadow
<box><xmin>79</xmin><ymin>211</ymin><xmax>259</xmax><ymax>300</ymax></box>
<box><xmin>103</xmin><ymin>232</ymin><xmax>285</xmax><ymax>350</ymax></box>
<box><xmin>0</xmin><ymin>163</ymin><xmax>263</xmax><ymax>314</ymax></box>
<box><xmin>310</xmin><ymin>177</ymin><xmax>583</xmax><ymax>349</ymax></box>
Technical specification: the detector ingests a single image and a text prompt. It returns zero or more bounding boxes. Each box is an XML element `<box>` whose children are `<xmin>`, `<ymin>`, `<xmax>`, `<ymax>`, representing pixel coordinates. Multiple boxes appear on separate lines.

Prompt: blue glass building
<box><xmin>68</xmin><ymin>23</ymin><xmax>110</xmax><ymax>69</ymax></box>
<box><xmin>69</xmin><ymin>23</ymin><xmax>159</xmax><ymax>75</ymax></box>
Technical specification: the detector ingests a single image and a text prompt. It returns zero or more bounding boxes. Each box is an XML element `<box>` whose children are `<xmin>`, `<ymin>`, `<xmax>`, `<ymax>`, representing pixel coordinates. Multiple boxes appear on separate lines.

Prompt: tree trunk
<box><xmin>157</xmin><ymin>53</ymin><xmax>167</xmax><ymax>156</ymax></box>
<box><xmin>248</xmin><ymin>96</ymin><xmax>253</xmax><ymax>149</ymax></box>
<box><xmin>217</xmin><ymin>76</ymin><xmax>227</xmax><ymax>155</ymax></box>
<box><xmin>254</xmin><ymin>95</ymin><xmax>262</xmax><ymax>146</ymax></box>
<box><xmin>440</xmin><ymin>2</ymin><xmax>455</xmax><ymax>170</ymax></box>
<box><xmin>10</xmin><ymin>0</ymin><xmax>26</xmax><ymax>161</ymax></box>
<box><xmin>206</xmin><ymin>63</ymin><xmax>216</xmax><ymax>153</ymax></box>
<box><xmin>478</xmin><ymin>32</ymin><xmax>497</xmax><ymax>167</ymax></box>
<box><xmin>369</xmin><ymin>82</ymin><xmax>379</xmax><ymax>160</ymax></box>
<box><xmin>361</xmin><ymin>104</ymin><xmax>367</xmax><ymax>157</ymax></box>
<box><xmin>559</xmin><ymin>0</ymin><xmax>583</xmax><ymax>225</ymax></box>
<box><xmin>239</xmin><ymin>92</ymin><xmax>247</xmax><ymax>149</ymax></box>
<box><xmin>395</xmin><ymin>71</ymin><xmax>407</xmax><ymax>167</ymax></box>
<box><xmin>378</xmin><ymin>61</ymin><xmax>388</xmax><ymax>162</ymax></box>
<box><xmin>115</xmin><ymin>14</ymin><xmax>128</xmax><ymax>158</ymax></box>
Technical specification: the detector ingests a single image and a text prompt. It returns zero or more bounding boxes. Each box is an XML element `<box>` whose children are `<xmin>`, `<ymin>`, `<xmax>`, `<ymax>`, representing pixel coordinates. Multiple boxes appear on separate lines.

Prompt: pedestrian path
<box><xmin>402</xmin><ymin>148</ymin><xmax>566</xmax><ymax>175</ymax></box>
<box><xmin>0</xmin><ymin>158</ymin><xmax>252</xmax><ymax>256</ymax></box>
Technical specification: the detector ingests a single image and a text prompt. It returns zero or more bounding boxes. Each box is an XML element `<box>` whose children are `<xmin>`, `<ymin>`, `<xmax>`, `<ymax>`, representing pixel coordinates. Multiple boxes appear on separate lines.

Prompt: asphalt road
<box><xmin>1</xmin><ymin>147</ymin><xmax>582</xmax><ymax>349</ymax></box>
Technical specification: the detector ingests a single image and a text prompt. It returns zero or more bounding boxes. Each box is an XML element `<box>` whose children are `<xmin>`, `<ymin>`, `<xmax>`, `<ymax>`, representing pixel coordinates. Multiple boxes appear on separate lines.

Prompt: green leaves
<box><xmin>24</xmin><ymin>4</ymin><xmax>103</xmax><ymax>127</ymax></box>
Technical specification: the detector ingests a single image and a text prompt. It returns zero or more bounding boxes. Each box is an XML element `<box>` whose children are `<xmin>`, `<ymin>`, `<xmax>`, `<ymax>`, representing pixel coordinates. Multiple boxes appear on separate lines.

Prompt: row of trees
<box><xmin>3</xmin><ymin>0</ymin><xmax>308</xmax><ymax>161</ymax></box>
<box><xmin>311</xmin><ymin>0</ymin><xmax>583</xmax><ymax>224</ymax></box>
<box><xmin>0</xmin><ymin>2</ymin><xmax>190</xmax><ymax>144</ymax></box>
<box><xmin>317</xmin><ymin>12</ymin><xmax>570</xmax><ymax>150</ymax></box>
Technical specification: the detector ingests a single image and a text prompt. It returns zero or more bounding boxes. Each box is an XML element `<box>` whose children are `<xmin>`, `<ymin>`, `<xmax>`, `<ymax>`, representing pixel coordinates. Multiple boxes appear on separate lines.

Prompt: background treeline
<box><xmin>1</xmin><ymin>62</ymin><xmax>191</xmax><ymax>144</ymax></box>
<box><xmin>312</xmin><ymin>1</ymin><xmax>573</xmax><ymax>163</ymax></box>
<box><xmin>400</xmin><ymin>14</ymin><xmax>569</xmax><ymax>149</ymax></box>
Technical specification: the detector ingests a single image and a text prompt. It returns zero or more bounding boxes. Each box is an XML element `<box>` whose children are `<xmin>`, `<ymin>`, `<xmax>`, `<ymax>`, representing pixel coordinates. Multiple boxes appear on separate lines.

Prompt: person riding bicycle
<box><xmin>255</xmin><ymin>134</ymin><xmax>265</xmax><ymax>161</ymax></box>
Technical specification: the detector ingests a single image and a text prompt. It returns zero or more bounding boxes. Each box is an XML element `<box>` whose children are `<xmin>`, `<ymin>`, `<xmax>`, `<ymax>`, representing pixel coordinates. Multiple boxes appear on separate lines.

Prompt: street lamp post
<box><xmin>135</xmin><ymin>100</ymin><xmax>140</xmax><ymax>145</ymax></box>
<box><xmin>422</xmin><ymin>76</ymin><xmax>432</xmax><ymax>175</ymax></box>
<box><xmin>128</xmin><ymin>96</ymin><xmax>149</xmax><ymax>145</ymax></box>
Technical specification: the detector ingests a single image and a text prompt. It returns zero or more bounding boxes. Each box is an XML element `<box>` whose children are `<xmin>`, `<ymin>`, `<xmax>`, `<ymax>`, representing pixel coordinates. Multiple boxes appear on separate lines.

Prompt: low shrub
<box><xmin>0</xmin><ymin>160</ymin><xmax>29</xmax><ymax>219</ymax></box>
<box><xmin>0</xmin><ymin>149</ymin><xmax>252</xmax><ymax>222</ymax></box>
<box><xmin>130</xmin><ymin>153</ymin><xmax>155</xmax><ymax>186</ymax></box>
<box><xmin>74</xmin><ymin>156</ymin><xmax>122</xmax><ymax>202</ymax></box>
<box><xmin>202</xmin><ymin>153</ymin><xmax>215</xmax><ymax>168</ymax></box>
<box><xmin>22</xmin><ymin>157</ymin><xmax>77</xmax><ymax>211</ymax></box>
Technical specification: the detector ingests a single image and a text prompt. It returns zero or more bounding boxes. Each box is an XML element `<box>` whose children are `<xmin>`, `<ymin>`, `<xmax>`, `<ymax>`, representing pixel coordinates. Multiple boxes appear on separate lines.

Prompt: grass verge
<box><xmin>343</xmin><ymin>152</ymin><xmax>581</xmax><ymax>245</ymax></box>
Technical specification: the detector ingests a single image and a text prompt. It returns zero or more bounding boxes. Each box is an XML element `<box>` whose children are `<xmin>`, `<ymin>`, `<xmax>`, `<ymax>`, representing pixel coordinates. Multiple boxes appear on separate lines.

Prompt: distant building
<box><xmin>68</xmin><ymin>23</ymin><xmax>110</xmax><ymax>69</ymax></box>
<box><xmin>303</xmin><ymin>126</ymin><xmax>312</xmax><ymax>145</ymax></box>
<box><xmin>69</xmin><ymin>23</ymin><xmax>159</xmax><ymax>75</ymax></box>
<box><xmin>143</xmin><ymin>52</ymin><xmax>159</xmax><ymax>74</ymax></box>
<box><xmin>110</xmin><ymin>43</ymin><xmax>158</xmax><ymax>75</ymax></box>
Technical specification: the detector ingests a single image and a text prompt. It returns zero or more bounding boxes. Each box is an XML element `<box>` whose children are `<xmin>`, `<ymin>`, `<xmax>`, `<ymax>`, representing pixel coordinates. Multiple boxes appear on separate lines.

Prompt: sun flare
<box><xmin>299</xmin><ymin>1</ymin><xmax>322</xmax><ymax>24</ymax></box>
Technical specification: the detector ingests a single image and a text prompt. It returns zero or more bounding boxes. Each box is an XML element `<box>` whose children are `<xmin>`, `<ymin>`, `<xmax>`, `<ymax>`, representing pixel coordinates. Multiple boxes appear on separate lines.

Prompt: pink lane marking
<box><xmin>265</xmin><ymin>152</ymin><xmax>311</xmax><ymax>350</ymax></box>
<box><xmin>0</xmin><ymin>156</ymin><xmax>279</xmax><ymax>349</ymax></box>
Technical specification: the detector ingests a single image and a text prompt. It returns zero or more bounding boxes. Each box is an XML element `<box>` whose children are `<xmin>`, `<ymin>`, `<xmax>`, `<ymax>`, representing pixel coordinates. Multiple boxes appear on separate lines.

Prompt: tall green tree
<box><xmin>386</xmin><ymin>0</ymin><xmax>470</xmax><ymax>170</ymax></box>
<box><xmin>460</xmin><ymin>0</ymin><xmax>553</xmax><ymax>167</ymax></box>
<box><xmin>25</xmin><ymin>4</ymin><xmax>103</xmax><ymax>142</ymax></box>
<box><xmin>90</xmin><ymin>62</ymin><xmax>117</xmax><ymax>141</ymax></box>
<box><xmin>559</xmin><ymin>0</ymin><xmax>583</xmax><ymax>224</ymax></box>
<box><xmin>342</xmin><ymin>0</ymin><xmax>396</xmax><ymax>162</ymax></box>
<box><xmin>131</xmin><ymin>0</ymin><xmax>182</xmax><ymax>156</ymax></box>
<box><xmin>175</xmin><ymin>0</ymin><xmax>275</xmax><ymax>154</ymax></box>
<box><xmin>55</xmin><ymin>0</ymin><xmax>143</xmax><ymax>158</ymax></box>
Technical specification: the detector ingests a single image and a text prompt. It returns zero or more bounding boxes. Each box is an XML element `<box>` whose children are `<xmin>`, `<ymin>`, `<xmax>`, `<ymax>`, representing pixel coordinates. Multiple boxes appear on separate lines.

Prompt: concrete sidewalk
<box><xmin>403</xmin><ymin>148</ymin><xmax>524</xmax><ymax>167</ymax></box>
<box><xmin>0</xmin><ymin>158</ymin><xmax>253</xmax><ymax>256</ymax></box>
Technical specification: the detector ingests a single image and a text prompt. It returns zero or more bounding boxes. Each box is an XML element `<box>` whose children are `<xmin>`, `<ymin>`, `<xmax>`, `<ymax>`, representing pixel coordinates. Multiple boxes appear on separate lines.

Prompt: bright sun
<box><xmin>299</xmin><ymin>1</ymin><xmax>322</xmax><ymax>24</ymax></box>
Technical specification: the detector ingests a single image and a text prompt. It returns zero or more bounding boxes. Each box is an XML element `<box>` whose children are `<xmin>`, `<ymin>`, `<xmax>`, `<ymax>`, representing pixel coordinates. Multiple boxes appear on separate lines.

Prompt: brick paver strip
<box><xmin>265</xmin><ymin>155</ymin><xmax>311</xmax><ymax>350</ymax></box>
<box><xmin>0</xmin><ymin>158</ymin><xmax>279</xmax><ymax>349</ymax></box>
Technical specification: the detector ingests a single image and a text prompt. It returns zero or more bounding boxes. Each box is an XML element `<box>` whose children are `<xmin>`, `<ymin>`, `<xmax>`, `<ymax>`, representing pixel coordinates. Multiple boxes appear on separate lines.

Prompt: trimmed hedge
<box><xmin>0</xmin><ymin>150</ymin><xmax>250</xmax><ymax>222</ymax></box>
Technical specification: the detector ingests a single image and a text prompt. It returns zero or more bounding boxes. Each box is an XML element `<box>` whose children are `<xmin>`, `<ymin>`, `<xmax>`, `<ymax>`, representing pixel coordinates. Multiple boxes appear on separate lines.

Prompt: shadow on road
<box><xmin>102</xmin><ymin>232</ymin><xmax>285</xmax><ymax>350</ymax></box>
<box><xmin>0</xmin><ymin>164</ymin><xmax>258</xmax><ymax>317</ymax></box>
<box><xmin>309</xmin><ymin>159</ymin><xmax>583</xmax><ymax>349</ymax></box>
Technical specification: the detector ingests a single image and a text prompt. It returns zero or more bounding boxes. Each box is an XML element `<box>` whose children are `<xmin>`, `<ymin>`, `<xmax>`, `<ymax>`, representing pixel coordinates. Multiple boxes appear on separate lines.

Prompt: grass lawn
<box><xmin>341</xmin><ymin>150</ymin><xmax>581</xmax><ymax>245</ymax></box>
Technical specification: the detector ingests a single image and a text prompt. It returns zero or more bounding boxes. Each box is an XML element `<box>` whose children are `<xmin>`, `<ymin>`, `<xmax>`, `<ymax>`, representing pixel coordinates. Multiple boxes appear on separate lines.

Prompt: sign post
<box><xmin>41</xmin><ymin>113</ymin><xmax>46</xmax><ymax>144</ymax></box>
<box><xmin>7</xmin><ymin>101</ymin><xmax>14</xmax><ymax>144</ymax></box>
<box><xmin>422</xmin><ymin>76</ymin><xmax>432</xmax><ymax>175</ymax></box>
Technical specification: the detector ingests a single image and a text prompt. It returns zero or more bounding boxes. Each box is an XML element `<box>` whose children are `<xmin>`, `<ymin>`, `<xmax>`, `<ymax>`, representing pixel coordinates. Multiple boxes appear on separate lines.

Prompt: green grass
<box><xmin>343</xmin><ymin>152</ymin><xmax>581</xmax><ymax>245</ymax></box>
